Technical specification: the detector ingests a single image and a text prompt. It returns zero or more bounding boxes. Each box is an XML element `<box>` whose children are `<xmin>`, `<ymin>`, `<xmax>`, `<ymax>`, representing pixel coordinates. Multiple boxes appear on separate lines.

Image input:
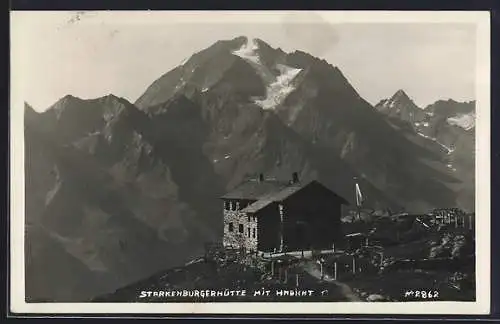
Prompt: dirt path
<box><xmin>302</xmin><ymin>261</ymin><xmax>362</xmax><ymax>302</ymax></box>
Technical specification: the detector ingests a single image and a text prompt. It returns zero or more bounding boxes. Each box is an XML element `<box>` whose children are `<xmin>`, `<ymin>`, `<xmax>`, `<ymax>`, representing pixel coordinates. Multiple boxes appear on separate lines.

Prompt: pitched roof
<box><xmin>241</xmin><ymin>185</ymin><xmax>306</xmax><ymax>212</ymax></box>
<box><xmin>241</xmin><ymin>199</ymin><xmax>274</xmax><ymax>213</ymax></box>
<box><xmin>223</xmin><ymin>178</ymin><xmax>349</xmax><ymax>214</ymax></box>
<box><xmin>269</xmin><ymin>185</ymin><xmax>303</xmax><ymax>201</ymax></box>
<box><xmin>221</xmin><ymin>179</ymin><xmax>291</xmax><ymax>200</ymax></box>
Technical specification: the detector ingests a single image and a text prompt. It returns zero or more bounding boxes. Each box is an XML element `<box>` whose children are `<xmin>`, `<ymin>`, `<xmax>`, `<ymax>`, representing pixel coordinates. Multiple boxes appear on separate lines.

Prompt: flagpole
<box><xmin>354</xmin><ymin>177</ymin><xmax>357</xmax><ymax>221</ymax></box>
<box><xmin>354</xmin><ymin>177</ymin><xmax>362</xmax><ymax>221</ymax></box>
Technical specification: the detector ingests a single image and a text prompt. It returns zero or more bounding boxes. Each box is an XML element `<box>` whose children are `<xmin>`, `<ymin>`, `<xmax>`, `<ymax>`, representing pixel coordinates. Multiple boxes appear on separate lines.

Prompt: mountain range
<box><xmin>24</xmin><ymin>36</ymin><xmax>475</xmax><ymax>301</ymax></box>
<box><xmin>375</xmin><ymin>90</ymin><xmax>475</xmax><ymax>210</ymax></box>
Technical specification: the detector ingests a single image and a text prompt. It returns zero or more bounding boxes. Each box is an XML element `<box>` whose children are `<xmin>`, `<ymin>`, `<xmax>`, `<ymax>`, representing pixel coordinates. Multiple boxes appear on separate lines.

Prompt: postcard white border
<box><xmin>9</xmin><ymin>10</ymin><xmax>491</xmax><ymax>315</ymax></box>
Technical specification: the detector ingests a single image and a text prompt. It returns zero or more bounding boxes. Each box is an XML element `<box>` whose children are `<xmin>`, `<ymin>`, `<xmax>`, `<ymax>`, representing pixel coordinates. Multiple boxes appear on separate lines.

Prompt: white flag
<box><xmin>355</xmin><ymin>182</ymin><xmax>363</xmax><ymax>207</ymax></box>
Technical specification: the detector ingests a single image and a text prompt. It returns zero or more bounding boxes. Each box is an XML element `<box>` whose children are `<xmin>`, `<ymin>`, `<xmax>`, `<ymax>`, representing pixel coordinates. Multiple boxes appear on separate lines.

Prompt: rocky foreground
<box><xmin>92</xmin><ymin>256</ymin><xmax>356</xmax><ymax>302</ymax></box>
<box><xmin>94</xmin><ymin>221</ymin><xmax>475</xmax><ymax>303</ymax></box>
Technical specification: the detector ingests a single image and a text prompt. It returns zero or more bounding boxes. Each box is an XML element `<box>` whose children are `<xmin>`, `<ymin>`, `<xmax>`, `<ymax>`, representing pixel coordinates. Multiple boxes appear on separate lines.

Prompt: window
<box><xmin>239</xmin><ymin>224</ymin><xmax>244</xmax><ymax>233</ymax></box>
<box><xmin>224</xmin><ymin>201</ymin><xmax>227</xmax><ymax>210</ymax></box>
<box><xmin>229</xmin><ymin>202</ymin><xmax>233</xmax><ymax>211</ymax></box>
<box><xmin>252</xmin><ymin>228</ymin><xmax>256</xmax><ymax>238</ymax></box>
<box><xmin>236</xmin><ymin>202</ymin><xmax>240</xmax><ymax>210</ymax></box>
<box><xmin>228</xmin><ymin>223</ymin><xmax>234</xmax><ymax>232</ymax></box>
<box><xmin>247</xmin><ymin>215</ymin><xmax>251</xmax><ymax>222</ymax></box>
<box><xmin>253</xmin><ymin>215</ymin><xmax>257</xmax><ymax>222</ymax></box>
<box><xmin>247</xmin><ymin>228</ymin><xmax>251</xmax><ymax>238</ymax></box>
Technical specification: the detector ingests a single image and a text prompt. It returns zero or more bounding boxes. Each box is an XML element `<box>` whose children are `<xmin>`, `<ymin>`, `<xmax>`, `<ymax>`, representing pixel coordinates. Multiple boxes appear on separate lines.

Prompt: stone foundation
<box><xmin>223</xmin><ymin>208</ymin><xmax>258</xmax><ymax>252</ymax></box>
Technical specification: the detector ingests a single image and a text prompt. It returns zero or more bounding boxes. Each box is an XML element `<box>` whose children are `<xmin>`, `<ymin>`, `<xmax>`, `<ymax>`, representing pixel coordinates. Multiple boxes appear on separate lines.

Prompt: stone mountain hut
<box><xmin>221</xmin><ymin>173</ymin><xmax>349</xmax><ymax>253</ymax></box>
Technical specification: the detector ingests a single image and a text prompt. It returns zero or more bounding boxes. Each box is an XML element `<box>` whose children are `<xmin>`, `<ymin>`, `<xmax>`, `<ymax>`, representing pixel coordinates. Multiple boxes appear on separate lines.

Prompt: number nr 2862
<box><xmin>403</xmin><ymin>290</ymin><xmax>439</xmax><ymax>299</ymax></box>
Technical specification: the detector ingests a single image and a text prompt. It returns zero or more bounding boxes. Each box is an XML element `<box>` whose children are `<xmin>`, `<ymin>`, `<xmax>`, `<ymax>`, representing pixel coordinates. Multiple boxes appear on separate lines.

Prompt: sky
<box><xmin>11</xmin><ymin>11</ymin><xmax>478</xmax><ymax>112</ymax></box>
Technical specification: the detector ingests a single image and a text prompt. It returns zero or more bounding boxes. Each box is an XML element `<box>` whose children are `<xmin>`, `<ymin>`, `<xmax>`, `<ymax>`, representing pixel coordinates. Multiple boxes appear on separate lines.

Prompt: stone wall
<box><xmin>223</xmin><ymin>204</ymin><xmax>258</xmax><ymax>252</ymax></box>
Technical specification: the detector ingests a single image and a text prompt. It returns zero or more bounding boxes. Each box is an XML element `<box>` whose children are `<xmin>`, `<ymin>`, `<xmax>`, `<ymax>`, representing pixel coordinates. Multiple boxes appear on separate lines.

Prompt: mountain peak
<box><xmin>96</xmin><ymin>93</ymin><xmax>132</xmax><ymax>106</ymax></box>
<box><xmin>374</xmin><ymin>89</ymin><xmax>426</xmax><ymax>124</ymax></box>
<box><xmin>60</xmin><ymin>94</ymin><xmax>81</xmax><ymax>103</ymax></box>
<box><xmin>101</xmin><ymin>93</ymin><xmax>120</xmax><ymax>100</ymax></box>
<box><xmin>231</xmin><ymin>35</ymin><xmax>248</xmax><ymax>42</ymax></box>
<box><xmin>424</xmin><ymin>98</ymin><xmax>476</xmax><ymax>128</ymax></box>
<box><xmin>47</xmin><ymin>94</ymin><xmax>85</xmax><ymax>113</ymax></box>
<box><xmin>232</xmin><ymin>37</ymin><xmax>260</xmax><ymax>61</ymax></box>
<box><xmin>218</xmin><ymin>36</ymin><xmax>249</xmax><ymax>52</ymax></box>
<box><xmin>391</xmin><ymin>89</ymin><xmax>411</xmax><ymax>102</ymax></box>
<box><xmin>378</xmin><ymin>89</ymin><xmax>419</xmax><ymax>109</ymax></box>
<box><xmin>253</xmin><ymin>38</ymin><xmax>274</xmax><ymax>50</ymax></box>
<box><xmin>376</xmin><ymin>89</ymin><xmax>416</xmax><ymax>110</ymax></box>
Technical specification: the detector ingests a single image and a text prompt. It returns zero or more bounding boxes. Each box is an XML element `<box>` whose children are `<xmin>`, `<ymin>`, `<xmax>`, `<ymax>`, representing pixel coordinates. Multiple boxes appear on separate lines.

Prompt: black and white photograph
<box><xmin>9</xmin><ymin>10</ymin><xmax>491</xmax><ymax>314</ymax></box>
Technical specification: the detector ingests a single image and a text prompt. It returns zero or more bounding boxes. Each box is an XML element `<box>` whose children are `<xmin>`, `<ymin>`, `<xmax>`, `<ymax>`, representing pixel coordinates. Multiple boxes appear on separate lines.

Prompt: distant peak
<box><xmin>51</xmin><ymin>94</ymin><xmax>83</xmax><ymax>109</ymax></box>
<box><xmin>61</xmin><ymin>94</ymin><xmax>79</xmax><ymax>101</ymax></box>
<box><xmin>253</xmin><ymin>38</ymin><xmax>273</xmax><ymax>49</ymax></box>
<box><xmin>224</xmin><ymin>36</ymin><xmax>249</xmax><ymax>49</ymax></box>
<box><xmin>98</xmin><ymin>93</ymin><xmax>124</xmax><ymax>102</ymax></box>
<box><xmin>104</xmin><ymin>93</ymin><xmax>120</xmax><ymax>99</ymax></box>
<box><xmin>231</xmin><ymin>35</ymin><xmax>248</xmax><ymax>43</ymax></box>
<box><xmin>231</xmin><ymin>37</ymin><xmax>261</xmax><ymax>63</ymax></box>
<box><xmin>96</xmin><ymin>94</ymin><xmax>138</xmax><ymax>109</ymax></box>
<box><xmin>385</xmin><ymin>89</ymin><xmax>419</xmax><ymax>108</ymax></box>
<box><xmin>392</xmin><ymin>89</ymin><xmax>410</xmax><ymax>100</ymax></box>
<box><xmin>375</xmin><ymin>89</ymin><xmax>423</xmax><ymax>112</ymax></box>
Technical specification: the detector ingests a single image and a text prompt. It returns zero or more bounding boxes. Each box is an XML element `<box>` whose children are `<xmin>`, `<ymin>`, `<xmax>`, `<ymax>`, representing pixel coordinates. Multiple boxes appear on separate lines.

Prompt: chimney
<box><xmin>292</xmin><ymin>172</ymin><xmax>299</xmax><ymax>184</ymax></box>
<box><xmin>258</xmin><ymin>173</ymin><xmax>264</xmax><ymax>182</ymax></box>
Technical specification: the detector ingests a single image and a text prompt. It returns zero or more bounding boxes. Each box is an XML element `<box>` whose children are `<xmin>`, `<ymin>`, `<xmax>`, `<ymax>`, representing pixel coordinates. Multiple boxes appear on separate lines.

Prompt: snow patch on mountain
<box><xmin>232</xmin><ymin>39</ymin><xmax>261</xmax><ymax>64</ymax></box>
<box><xmin>255</xmin><ymin>64</ymin><xmax>302</xmax><ymax>110</ymax></box>
<box><xmin>231</xmin><ymin>38</ymin><xmax>276</xmax><ymax>84</ymax></box>
<box><xmin>232</xmin><ymin>38</ymin><xmax>302</xmax><ymax>110</ymax></box>
<box><xmin>384</xmin><ymin>97</ymin><xmax>399</xmax><ymax>110</ymax></box>
<box><xmin>447</xmin><ymin>112</ymin><xmax>475</xmax><ymax>130</ymax></box>
<box><xmin>416</xmin><ymin>132</ymin><xmax>454</xmax><ymax>155</ymax></box>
